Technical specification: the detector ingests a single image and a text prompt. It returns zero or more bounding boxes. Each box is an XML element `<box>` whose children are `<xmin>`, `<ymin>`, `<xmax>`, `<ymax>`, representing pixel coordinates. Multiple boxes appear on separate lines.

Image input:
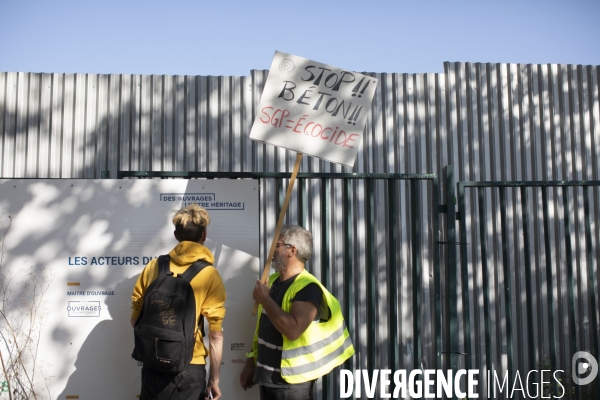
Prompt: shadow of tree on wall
<box><xmin>57</xmin><ymin>276</ymin><xmax>140</xmax><ymax>399</ymax></box>
<box><xmin>0</xmin><ymin>179</ymin><xmax>166</xmax><ymax>398</ymax></box>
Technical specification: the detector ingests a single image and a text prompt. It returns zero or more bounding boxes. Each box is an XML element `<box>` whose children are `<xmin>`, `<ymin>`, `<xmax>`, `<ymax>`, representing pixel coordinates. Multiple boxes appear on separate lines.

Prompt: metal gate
<box><xmin>452</xmin><ymin>172</ymin><xmax>600</xmax><ymax>399</ymax></box>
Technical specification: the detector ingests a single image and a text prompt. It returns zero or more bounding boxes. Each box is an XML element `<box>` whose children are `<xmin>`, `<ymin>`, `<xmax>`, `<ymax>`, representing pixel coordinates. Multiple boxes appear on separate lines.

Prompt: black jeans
<box><xmin>140</xmin><ymin>364</ymin><xmax>206</xmax><ymax>400</ymax></box>
<box><xmin>259</xmin><ymin>381</ymin><xmax>315</xmax><ymax>400</ymax></box>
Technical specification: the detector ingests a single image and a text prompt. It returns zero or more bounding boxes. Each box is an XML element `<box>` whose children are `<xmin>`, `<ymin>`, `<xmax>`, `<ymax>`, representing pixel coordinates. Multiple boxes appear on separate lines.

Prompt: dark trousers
<box><xmin>259</xmin><ymin>381</ymin><xmax>315</xmax><ymax>400</ymax></box>
<box><xmin>140</xmin><ymin>364</ymin><xmax>206</xmax><ymax>400</ymax></box>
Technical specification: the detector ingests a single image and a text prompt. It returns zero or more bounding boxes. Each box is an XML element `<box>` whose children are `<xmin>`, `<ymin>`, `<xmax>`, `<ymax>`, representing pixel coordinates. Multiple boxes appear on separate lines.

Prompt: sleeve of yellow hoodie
<box><xmin>130</xmin><ymin>258</ymin><xmax>159</xmax><ymax>322</ymax></box>
<box><xmin>195</xmin><ymin>266</ymin><xmax>226</xmax><ymax>331</ymax></box>
<box><xmin>191</xmin><ymin>266</ymin><xmax>226</xmax><ymax>362</ymax></box>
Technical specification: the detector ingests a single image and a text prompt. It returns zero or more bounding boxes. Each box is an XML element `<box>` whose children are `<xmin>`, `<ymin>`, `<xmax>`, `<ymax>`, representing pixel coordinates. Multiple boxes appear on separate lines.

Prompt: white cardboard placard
<box><xmin>249</xmin><ymin>51</ymin><xmax>378</xmax><ymax>167</ymax></box>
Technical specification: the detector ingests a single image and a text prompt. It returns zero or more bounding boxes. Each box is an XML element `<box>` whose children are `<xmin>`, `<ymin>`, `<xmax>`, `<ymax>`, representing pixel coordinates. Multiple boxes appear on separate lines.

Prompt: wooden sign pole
<box><xmin>252</xmin><ymin>152</ymin><xmax>303</xmax><ymax>315</ymax></box>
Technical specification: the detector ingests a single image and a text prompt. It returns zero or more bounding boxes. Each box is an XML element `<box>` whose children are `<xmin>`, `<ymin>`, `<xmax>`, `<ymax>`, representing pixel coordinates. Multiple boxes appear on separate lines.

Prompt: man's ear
<box><xmin>288</xmin><ymin>245</ymin><xmax>297</xmax><ymax>258</ymax></box>
<box><xmin>201</xmin><ymin>229</ymin><xmax>207</xmax><ymax>242</ymax></box>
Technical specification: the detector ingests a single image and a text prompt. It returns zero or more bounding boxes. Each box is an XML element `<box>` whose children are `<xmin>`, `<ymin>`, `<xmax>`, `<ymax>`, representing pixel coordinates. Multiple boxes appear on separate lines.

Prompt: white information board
<box><xmin>0</xmin><ymin>179</ymin><xmax>260</xmax><ymax>400</ymax></box>
<box><xmin>249</xmin><ymin>50</ymin><xmax>378</xmax><ymax>167</ymax></box>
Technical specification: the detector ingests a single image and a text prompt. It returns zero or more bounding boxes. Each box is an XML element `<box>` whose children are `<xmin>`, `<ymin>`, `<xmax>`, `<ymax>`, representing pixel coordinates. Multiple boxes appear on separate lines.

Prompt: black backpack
<box><xmin>132</xmin><ymin>255</ymin><xmax>209</xmax><ymax>373</ymax></box>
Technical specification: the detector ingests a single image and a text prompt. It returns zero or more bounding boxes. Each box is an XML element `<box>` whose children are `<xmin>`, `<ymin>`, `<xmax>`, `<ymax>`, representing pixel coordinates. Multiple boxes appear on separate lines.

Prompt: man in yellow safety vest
<box><xmin>240</xmin><ymin>224</ymin><xmax>354</xmax><ymax>399</ymax></box>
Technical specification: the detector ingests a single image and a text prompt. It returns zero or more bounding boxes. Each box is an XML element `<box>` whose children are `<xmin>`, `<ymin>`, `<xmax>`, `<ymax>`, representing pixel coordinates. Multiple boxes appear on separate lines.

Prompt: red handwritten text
<box><xmin>260</xmin><ymin>107</ymin><xmax>360</xmax><ymax>149</ymax></box>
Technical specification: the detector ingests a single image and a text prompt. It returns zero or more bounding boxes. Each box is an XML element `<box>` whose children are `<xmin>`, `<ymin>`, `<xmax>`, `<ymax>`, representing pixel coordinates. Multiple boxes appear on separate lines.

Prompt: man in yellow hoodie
<box><xmin>131</xmin><ymin>204</ymin><xmax>226</xmax><ymax>400</ymax></box>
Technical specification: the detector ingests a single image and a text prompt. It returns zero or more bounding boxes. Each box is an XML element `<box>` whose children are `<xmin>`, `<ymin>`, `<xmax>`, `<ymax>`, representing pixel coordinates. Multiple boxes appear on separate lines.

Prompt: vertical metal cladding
<box><xmin>444</xmin><ymin>63</ymin><xmax>600</xmax><ymax>397</ymax></box>
<box><xmin>1</xmin><ymin>63</ymin><xmax>599</xmax><ymax>398</ymax></box>
<box><xmin>456</xmin><ymin>181</ymin><xmax>600</xmax><ymax>397</ymax></box>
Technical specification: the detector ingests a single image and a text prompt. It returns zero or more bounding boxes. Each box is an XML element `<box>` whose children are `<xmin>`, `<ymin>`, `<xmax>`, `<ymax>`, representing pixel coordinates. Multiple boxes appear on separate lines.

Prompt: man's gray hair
<box><xmin>279</xmin><ymin>225</ymin><xmax>313</xmax><ymax>263</ymax></box>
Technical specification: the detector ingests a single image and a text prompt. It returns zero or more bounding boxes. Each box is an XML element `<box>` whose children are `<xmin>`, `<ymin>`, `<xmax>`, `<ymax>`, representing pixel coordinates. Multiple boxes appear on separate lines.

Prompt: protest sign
<box><xmin>249</xmin><ymin>51</ymin><xmax>377</xmax><ymax>313</ymax></box>
<box><xmin>249</xmin><ymin>51</ymin><xmax>378</xmax><ymax>167</ymax></box>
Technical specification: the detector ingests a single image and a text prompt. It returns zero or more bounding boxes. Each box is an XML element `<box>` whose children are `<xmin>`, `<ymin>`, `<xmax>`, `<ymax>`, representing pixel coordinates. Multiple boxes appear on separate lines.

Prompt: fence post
<box><xmin>442</xmin><ymin>166</ymin><xmax>459</xmax><ymax>378</ymax></box>
<box><xmin>411</xmin><ymin>179</ymin><xmax>422</xmax><ymax>371</ymax></box>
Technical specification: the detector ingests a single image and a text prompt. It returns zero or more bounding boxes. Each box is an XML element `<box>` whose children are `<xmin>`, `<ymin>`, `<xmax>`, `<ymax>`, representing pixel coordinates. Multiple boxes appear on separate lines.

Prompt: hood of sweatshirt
<box><xmin>168</xmin><ymin>241</ymin><xmax>214</xmax><ymax>266</ymax></box>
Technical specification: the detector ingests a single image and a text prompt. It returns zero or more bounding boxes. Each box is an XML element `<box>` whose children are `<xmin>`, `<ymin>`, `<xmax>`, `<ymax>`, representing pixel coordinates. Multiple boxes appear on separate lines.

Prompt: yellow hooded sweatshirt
<box><xmin>131</xmin><ymin>241</ymin><xmax>226</xmax><ymax>364</ymax></box>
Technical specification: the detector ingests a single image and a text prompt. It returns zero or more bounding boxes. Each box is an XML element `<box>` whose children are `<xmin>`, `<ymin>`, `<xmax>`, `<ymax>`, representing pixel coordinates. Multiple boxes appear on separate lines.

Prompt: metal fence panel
<box><xmin>457</xmin><ymin>181</ymin><xmax>600</xmax><ymax>398</ymax></box>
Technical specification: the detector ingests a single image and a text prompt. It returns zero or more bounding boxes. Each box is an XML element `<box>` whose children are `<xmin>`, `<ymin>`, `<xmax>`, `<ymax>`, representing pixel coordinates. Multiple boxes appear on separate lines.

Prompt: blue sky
<box><xmin>1</xmin><ymin>0</ymin><xmax>599</xmax><ymax>76</ymax></box>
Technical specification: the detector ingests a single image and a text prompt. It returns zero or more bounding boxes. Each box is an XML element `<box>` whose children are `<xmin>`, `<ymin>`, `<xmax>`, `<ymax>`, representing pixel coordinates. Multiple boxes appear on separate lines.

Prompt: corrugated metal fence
<box><xmin>1</xmin><ymin>62</ymin><xmax>599</xmax><ymax>399</ymax></box>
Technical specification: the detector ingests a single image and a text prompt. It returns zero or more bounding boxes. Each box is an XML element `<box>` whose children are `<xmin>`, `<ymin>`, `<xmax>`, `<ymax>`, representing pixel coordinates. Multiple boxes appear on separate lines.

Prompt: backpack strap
<box><xmin>157</xmin><ymin>256</ymin><xmax>209</xmax><ymax>281</ymax></box>
<box><xmin>180</xmin><ymin>260</ymin><xmax>210</xmax><ymax>282</ymax></box>
<box><xmin>157</xmin><ymin>255</ymin><xmax>171</xmax><ymax>276</ymax></box>
<box><xmin>180</xmin><ymin>259</ymin><xmax>211</xmax><ymax>337</ymax></box>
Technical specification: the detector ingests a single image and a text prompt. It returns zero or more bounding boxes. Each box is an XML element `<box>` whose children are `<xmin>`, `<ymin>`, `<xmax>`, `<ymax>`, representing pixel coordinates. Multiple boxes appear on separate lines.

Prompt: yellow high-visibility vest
<box><xmin>253</xmin><ymin>269</ymin><xmax>355</xmax><ymax>384</ymax></box>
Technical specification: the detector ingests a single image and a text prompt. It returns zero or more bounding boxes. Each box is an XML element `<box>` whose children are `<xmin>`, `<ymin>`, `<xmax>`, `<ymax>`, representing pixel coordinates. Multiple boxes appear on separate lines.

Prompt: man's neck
<box><xmin>278</xmin><ymin>262</ymin><xmax>305</xmax><ymax>281</ymax></box>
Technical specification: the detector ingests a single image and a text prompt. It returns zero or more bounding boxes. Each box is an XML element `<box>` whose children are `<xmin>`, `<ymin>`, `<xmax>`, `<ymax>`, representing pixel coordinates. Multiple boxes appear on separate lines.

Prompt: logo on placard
<box><xmin>231</xmin><ymin>343</ymin><xmax>245</xmax><ymax>351</ymax></box>
<box><xmin>231</xmin><ymin>359</ymin><xmax>245</xmax><ymax>365</ymax></box>
<box><xmin>67</xmin><ymin>301</ymin><xmax>101</xmax><ymax>317</ymax></box>
<box><xmin>279</xmin><ymin>59</ymin><xmax>296</xmax><ymax>75</ymax></box>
